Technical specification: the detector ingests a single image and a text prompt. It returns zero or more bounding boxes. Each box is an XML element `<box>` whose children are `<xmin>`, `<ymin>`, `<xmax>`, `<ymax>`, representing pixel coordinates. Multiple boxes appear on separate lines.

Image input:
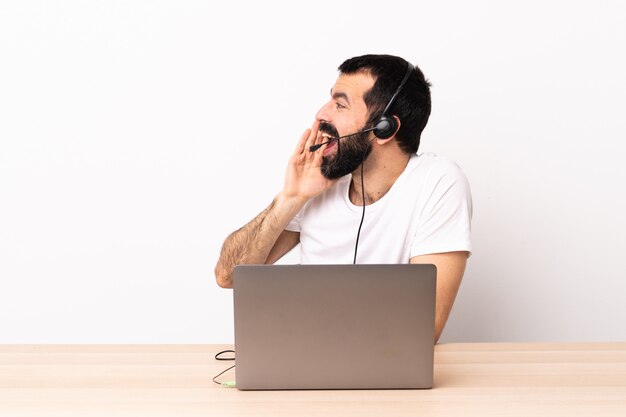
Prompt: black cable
<box><xmin>213</xmin><ymin>350</ymin><xmax>236</xmax><ymax>387</ymax></box>
<box><xmin>352</xmin><ymin>138</ymin><xmax>377</xmax><ymax>264</ymax></box>
<box><xmin>212</xmin><ymin>364</ymin><xmax>236</xmax><ymax>386</ymax></box>
<box><xmin>215</xmin><ymin>350</ymin><xmax>235</xmax><ymax>360</ymax></box>
<box><xmin>353</xmin><ymin>161</ymin><xmax>366</xmax><ymax>264</ymax></box>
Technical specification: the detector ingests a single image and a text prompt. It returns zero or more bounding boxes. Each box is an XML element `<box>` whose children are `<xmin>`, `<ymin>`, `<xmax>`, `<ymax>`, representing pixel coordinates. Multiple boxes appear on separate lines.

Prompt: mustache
<box><xmin>319</xmin><ymin>122</ymin><xmax>339</xmax><ymax>139</ymax></box>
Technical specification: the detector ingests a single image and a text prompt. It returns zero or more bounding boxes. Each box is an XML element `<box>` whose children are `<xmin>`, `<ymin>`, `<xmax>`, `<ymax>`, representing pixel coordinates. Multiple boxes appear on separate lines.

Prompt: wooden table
<box><xmin>1</xmin><ymin>343</ymin><xmax>625</xmax><ymax>416</ymax></box>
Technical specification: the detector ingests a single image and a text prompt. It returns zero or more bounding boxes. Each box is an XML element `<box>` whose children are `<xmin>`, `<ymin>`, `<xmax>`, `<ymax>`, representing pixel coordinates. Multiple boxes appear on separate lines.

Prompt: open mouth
<box><xmin>319</xmin><ymin>121</ymin><xmax>339</xmax><ymax>142</ymax></box>
<box><xmin>321</xmin><ymin>133</ymin><xmax>339</xmax><ymax>156</ymax></box>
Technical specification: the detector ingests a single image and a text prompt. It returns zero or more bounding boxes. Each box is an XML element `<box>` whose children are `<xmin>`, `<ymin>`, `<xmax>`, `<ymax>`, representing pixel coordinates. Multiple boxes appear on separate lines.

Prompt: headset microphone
<box><xmin>309</xmin><ymin>127</ymin><xmax>377</xmax><ymax>152</ymax></box>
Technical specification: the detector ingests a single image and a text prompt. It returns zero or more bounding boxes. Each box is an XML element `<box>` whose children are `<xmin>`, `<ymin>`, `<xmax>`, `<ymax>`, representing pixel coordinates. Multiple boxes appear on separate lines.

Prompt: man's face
<box><xmin>315</xmin><ymin>72</ymin><xmax>375</xmax><ymax>179</ymax></box>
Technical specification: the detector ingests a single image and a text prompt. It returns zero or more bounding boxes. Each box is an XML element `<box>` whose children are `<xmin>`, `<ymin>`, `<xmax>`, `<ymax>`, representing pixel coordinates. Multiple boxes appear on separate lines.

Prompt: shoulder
<box><xmin>407</xmin><ymin>152</ymin><xmax>469</xmax><ymax>186</ymax></box>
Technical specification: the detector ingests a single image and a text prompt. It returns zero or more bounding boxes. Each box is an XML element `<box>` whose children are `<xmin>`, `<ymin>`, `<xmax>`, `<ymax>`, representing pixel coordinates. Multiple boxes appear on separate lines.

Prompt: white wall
<box><xmin>1</xmin><ymin>0</ymin><xmax>625</xmax><ymax>343</ymax></box>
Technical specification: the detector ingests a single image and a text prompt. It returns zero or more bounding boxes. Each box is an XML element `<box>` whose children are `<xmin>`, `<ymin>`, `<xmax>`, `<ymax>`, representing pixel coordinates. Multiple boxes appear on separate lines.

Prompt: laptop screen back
<box><xmin>233</xmin><ymin>264</ymin><xmax>436</xmax><ymax>390</ymax></box>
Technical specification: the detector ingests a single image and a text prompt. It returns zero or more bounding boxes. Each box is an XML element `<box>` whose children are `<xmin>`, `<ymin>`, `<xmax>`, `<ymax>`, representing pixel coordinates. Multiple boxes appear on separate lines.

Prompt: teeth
<box><xmin>321</xmin><ymin>133</ymin><xmax>333</xmax><ymax>139</ymax></box>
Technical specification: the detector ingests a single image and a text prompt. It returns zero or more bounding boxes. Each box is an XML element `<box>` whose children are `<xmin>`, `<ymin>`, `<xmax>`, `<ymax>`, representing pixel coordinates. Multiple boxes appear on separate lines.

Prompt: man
<box><xmin>215</xmin><ymin>54</ymin><xmax>472</xmax><ymax>342</ymax></box>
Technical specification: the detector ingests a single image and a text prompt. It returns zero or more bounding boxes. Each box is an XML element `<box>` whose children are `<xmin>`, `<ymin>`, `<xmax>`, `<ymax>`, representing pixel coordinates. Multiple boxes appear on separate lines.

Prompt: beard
<box><xmin>319</xmin><ymin>122</ymin><xmax>373</xmax><ymax>180</ymax></box>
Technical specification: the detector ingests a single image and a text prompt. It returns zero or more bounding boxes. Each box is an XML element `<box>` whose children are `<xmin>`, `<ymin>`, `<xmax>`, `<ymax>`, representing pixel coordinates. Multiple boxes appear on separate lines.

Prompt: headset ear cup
<box><xmin>374</xmin><ymin>116</ymin><xmax>398</xmax><ymax>139</ymax></box>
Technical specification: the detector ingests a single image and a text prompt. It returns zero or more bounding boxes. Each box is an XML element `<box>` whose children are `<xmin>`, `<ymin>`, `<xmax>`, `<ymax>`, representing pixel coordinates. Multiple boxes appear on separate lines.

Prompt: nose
<box><xmin>315</xmin><ymin>100</ymin><xmax>333</xmax><ymax>123</ymax></box>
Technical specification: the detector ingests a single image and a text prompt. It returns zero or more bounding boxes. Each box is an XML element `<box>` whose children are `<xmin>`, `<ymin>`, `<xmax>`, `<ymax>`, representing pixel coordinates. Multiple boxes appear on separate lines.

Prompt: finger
<box><xmin>293</xmin><ymin>129</ymin><xmax>311</xmax><ymax>156</ymax></box>
<box><xmin>304</xmin><ymin>120</ymin><xmax>321</xmax><ymax>152</ymax></box>
<box><xmin>312</xmin><ymin>142</ymin><xmax>327</xmax><ymax>165</ymax></box>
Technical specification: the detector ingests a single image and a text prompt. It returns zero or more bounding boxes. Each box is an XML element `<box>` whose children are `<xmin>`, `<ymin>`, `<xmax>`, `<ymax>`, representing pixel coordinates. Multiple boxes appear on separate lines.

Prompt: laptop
<box><xmin>232</xmin><ymin>264</ymin><xmax>437</xmax><ymax>390</ymax></box>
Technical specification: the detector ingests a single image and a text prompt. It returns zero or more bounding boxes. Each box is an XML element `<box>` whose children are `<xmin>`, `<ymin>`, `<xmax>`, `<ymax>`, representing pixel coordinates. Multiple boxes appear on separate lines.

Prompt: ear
<box><xmin>376</xmin><ymin>116</ymin><xmax>401</xmax><ymax>145</ymax></box>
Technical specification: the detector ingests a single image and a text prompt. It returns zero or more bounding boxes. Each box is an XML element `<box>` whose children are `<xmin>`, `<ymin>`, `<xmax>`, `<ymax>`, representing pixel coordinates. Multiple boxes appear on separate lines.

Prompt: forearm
<box><xmin>214</xmin><ymin>193</ymin><xmax>305</xmax><ymax>288</ymax></box>
<box><xmin>410</xmin><ymin>251</ymin><xmax>467</xmax><ymax>343</ymax></box>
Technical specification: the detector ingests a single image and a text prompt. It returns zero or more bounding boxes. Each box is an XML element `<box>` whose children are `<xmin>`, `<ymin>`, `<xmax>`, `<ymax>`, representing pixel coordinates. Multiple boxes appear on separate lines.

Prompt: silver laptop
<box><xmin>233</xmin><ymin>264</ymin><xmax>437</xmax><ymax>390</ymax></box>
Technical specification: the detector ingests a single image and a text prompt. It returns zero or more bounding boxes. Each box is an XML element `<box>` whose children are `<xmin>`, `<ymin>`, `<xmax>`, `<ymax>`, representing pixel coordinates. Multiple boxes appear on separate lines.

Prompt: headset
<box><xmin>353</xmin><ymin>61</ymin><xmax>415</xmax><ymax>263</ymax></box>
<box><xmin>371</xmin><ymin>60</ymin><xmax>415</xmax><ymax>139</ymax></box>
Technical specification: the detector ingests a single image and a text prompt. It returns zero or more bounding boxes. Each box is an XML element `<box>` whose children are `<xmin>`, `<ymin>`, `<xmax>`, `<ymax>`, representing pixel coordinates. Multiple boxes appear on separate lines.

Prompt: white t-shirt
<box><xmin>285</xmin><ymin>152</ymin><xmax>472</xmax><ymax>264</ymax></box>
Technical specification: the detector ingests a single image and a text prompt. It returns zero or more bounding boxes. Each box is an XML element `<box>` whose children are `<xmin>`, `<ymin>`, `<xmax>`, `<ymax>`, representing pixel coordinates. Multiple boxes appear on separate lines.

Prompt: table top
<box><xmin>1</xmin><ymin>343</ymin><xmax>625</xmax><ymax>416</ymax></box>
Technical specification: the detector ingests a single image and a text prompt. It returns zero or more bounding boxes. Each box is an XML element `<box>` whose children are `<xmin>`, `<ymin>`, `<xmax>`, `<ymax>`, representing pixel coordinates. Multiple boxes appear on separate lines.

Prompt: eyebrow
<box><xmin>331</xmin><ymin>89</ymin><xmax>350</xmax><ymax>104</ymax></box>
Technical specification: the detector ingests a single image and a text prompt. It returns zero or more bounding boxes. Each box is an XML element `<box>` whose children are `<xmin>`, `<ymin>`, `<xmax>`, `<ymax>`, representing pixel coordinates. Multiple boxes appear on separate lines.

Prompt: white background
<box><xmin>1</xmin><ymin>0</ymin><xmax>625</xmax><ymax>343</ymax></box>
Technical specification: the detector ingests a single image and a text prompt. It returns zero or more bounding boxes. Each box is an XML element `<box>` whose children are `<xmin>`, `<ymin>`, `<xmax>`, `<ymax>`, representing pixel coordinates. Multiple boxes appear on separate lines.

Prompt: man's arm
<box><xmin>214</xmin><ymin>121</ymin><xmax>335</xmax><ymax>288</ymax></box>
<box><xmin>410</xmin><ymin>251</ymin><xmax>468</xmax><ymax>343</ymax></box>
<box><xmin>214</xmin><ymin>196</ymin><xmax>303</xmax><ymax>288</ymax></box>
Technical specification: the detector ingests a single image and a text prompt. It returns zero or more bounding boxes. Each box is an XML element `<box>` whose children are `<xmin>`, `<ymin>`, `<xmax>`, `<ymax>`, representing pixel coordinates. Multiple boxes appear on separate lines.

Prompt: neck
<box><xmin>349</xmin><ymin>148</ymin><xmax>411</xmax><ymax>206</ymax></box>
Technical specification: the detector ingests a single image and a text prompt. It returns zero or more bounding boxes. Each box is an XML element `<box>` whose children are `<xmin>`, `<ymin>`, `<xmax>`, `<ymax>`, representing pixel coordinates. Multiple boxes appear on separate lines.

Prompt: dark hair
<box><xmin>338</xmin><ymin>54</ymin><xmax>431</xmax><ymax>154</ymax></box>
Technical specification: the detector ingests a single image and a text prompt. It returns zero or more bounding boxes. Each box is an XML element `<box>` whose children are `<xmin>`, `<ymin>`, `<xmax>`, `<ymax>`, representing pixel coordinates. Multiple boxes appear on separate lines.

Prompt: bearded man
<box><xmin>214</xmin><ymin>54</ymin><xmax>472</xmax><ymax>342</ymax></box>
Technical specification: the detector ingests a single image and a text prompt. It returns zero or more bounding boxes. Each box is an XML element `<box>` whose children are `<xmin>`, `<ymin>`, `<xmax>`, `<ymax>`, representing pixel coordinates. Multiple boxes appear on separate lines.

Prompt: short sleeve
<box><xmin>410</xmin><ymin>161</ymin><xmax>473</xmax><ymax>258</ymax></box>
<box><xmin>285</xmin><ymin>209</ymin><xmax>301</xmax><ymax>232</ymax></box>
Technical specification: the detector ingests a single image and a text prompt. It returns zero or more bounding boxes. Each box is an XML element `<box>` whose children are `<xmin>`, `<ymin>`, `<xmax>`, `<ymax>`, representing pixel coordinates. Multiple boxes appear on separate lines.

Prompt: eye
<box><xmin>335</xmin><ymin>102</ymin><xmax>346</xmax><ymax>110</ymax></box>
